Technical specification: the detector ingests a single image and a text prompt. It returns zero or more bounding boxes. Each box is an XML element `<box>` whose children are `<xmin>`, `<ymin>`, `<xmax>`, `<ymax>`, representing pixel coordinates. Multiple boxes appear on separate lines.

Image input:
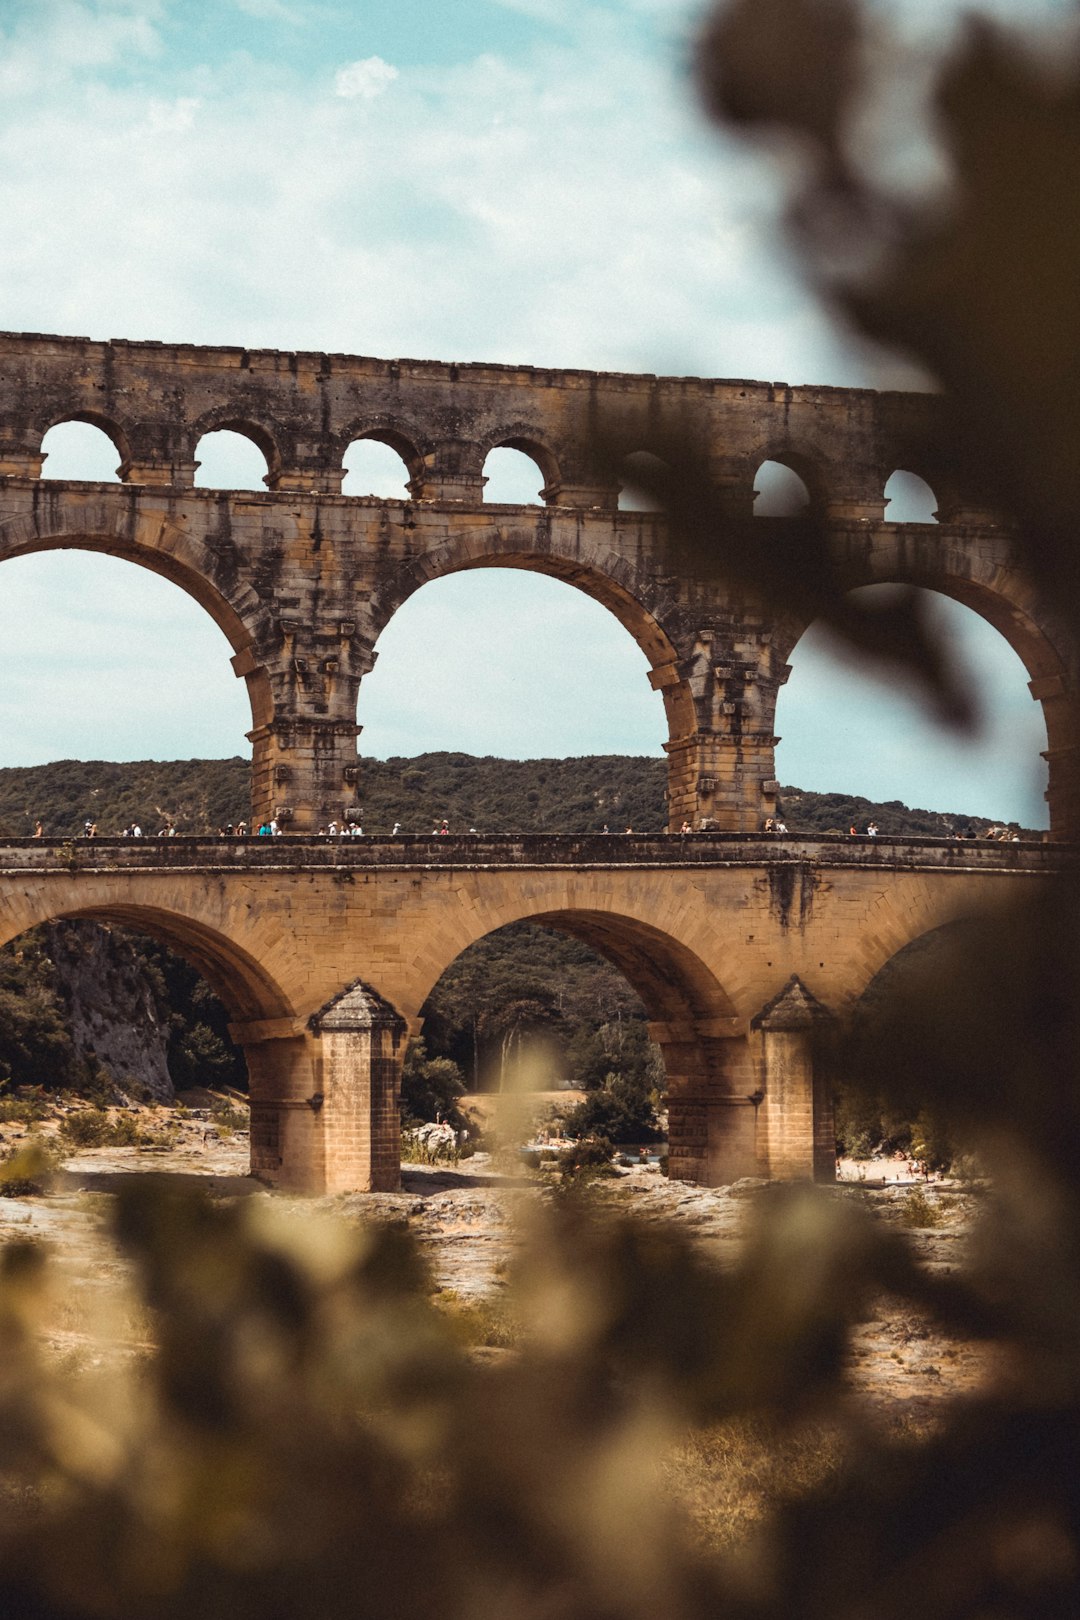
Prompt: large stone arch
<box><xmin>0</xmin><ymin>502</ymin><xmax>277</xmax><ymax>823</ymax></box>
<box><xmin>0</xmin><ymin>889</ymin><xmax>334</xmax><ymax>1189</ymax></box>
<box><xmin>404</xmin><ymin>886</ymin><xmax>755</xmax><ymax>1186</ymax></box>
<box><xmin>0</xmin><ymin>894</ymin><xmax>293</xmax><ymax>1023</ymax></box>
<box><xmin>369</xmin><ymin>528</ymin><xmax>697</xmax><ymax>803</ymax></box>
<box><xmin>774</xmin><ymin>541</ymin><xmax>1078</xmax><ymax>835</ymax></box>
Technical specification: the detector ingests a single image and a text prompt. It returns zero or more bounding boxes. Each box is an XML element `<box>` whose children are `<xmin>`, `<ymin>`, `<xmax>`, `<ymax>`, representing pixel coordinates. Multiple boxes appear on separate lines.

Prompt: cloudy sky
<box><xmin>0</xmin><ymin>0</ymin><xmax>1068</xmax><ymax>825</ymax></box>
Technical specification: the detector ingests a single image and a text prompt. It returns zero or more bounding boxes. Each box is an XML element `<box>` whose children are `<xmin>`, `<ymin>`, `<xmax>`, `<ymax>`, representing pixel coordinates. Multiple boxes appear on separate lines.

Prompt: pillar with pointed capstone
<box><xmin>750</xmin><ymin>977</ymin><xmax>835</xmax><ymax>1182</ymax></box>
<box><xmin>310</xmin><ymin>979</ymin><xmax>408</xmax><ymax>1193</ymax></box>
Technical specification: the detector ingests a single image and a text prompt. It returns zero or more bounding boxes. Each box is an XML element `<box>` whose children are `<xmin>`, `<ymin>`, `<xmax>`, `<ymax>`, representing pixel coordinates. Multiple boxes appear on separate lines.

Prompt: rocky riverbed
<box><xmin>0</xmin><ymin>1096</ymin><xmax>994</xmax><ymax>1422</ymax></box>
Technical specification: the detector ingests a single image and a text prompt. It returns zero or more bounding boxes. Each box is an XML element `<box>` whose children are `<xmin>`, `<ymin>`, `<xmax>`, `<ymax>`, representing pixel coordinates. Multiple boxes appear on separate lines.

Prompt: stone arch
<box><xmin>37</xmin><ymin>411</ymin><xmax>134</xmax><ymax>480</ymax></box>
<box><xmin>618</xmin><ymin>450</ymin><xmax>670</xmax><ymax>513</ymax></box>
<box><xmin>775</xmin><ymin>553</ymin><xmax>1076</xmax><ymax>834</ymax></box>
<box><xmin>832</xmin><ymin>874</ymin><xmax>1006</xmax><ymax>1014</ymax></box>
<box><xmin>418</xmin><ymin>905</ymin><xmax>736</xmax><ymax>1031</ymax></box>
<box><xmin>190</xmin><ymin>409</ymin><xmax>283</xmax><ymax>487</ymax></box>
<box><xmin>0</xmin><ymin>893</ymin><xmax>319</xmax><ymax>1186</ymax></box>
<box><xmin>338</xmin><ymin>422</ymin><xmax>427</xmax><ymax>496</ymax></box>
<box><xmin>883</xmin><ymin>467</ymin><xmax>939</xmax><ymax>523</ymax></box>
<box><xmin>480</xmin><ymin>429</ymin><xmax>561</xmax><ymax>502</ymax></box>
<box><xmin>850</xmin><ymin>915</ymin><xmax>973</xmax><ymax>1014</ymax></box>
<box><xmin>408</xmin><ymin>897</ymin><xmax>749</xmax><ymax>1184</ymax></box>
<box><xmin>371</xmin><ymin>529</ymin><xmax>697</xmax><ymax>763</ymax></box>
<box><xmin>0</xmin><ymin>898</ymin><xmax>294</xmax><ymax>1024</ymax></box>
<box><xmin>0</xmin><ymin>504</ymin><xmax>276</xmax><ymax>816</ymax></box>
<box><xmin>748</xmin><ymin>443</ymin><xmax>829</xmax><ymax>512</ymax></box>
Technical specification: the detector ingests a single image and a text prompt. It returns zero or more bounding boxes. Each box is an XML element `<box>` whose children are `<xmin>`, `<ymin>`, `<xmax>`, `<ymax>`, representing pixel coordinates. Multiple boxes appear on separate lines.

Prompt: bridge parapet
<box><xmin>0</xmin><ymin>832</ymin><xmax>1070</xmax><ymax>875</ymax></box>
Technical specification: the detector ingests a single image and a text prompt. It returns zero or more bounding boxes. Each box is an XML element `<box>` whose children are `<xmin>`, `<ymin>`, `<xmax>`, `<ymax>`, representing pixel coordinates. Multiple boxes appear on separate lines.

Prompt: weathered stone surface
<box><xmin>0</xmin><ymin>836</ymin><xmax>1070</xmax><ymax>1195</ymax></box>
<box><xmin>1</xmin><ymin>332</ymin><xmax>1076</xmax><ymax>1195</ymax></box>
<box><xmin>0</xmin><ymin>331</ymin><xmax>1074</xmax><ymax>835</ymax></box>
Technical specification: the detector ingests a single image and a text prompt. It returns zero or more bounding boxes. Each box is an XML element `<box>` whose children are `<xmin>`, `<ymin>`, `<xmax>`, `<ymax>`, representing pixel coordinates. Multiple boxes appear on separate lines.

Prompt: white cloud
<box><xmin>333</xmin><ymin>55</ymin><xmax>399</xmax><ymax>100</ymax></box>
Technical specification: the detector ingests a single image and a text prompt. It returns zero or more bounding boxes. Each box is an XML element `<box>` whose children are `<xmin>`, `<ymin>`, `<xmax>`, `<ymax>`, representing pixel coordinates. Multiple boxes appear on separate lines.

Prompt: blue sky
<box><xmin>0</xmin><ymin>0</ymin><xmax>1065</xmax><ymax>825</ymax></box>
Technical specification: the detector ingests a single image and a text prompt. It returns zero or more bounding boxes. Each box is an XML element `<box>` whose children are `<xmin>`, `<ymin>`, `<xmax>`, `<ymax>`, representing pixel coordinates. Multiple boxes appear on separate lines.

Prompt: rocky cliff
<box><xmin>44</xmin><ymin>921</ymin><xmax>174</xmax><ymax>1102</ymax></box>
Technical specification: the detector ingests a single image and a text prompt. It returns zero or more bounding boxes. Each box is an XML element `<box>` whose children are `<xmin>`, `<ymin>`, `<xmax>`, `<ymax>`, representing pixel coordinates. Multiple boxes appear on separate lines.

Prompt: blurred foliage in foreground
<box><xmin>5</xmin><ymin>2</ymin><xmax>1080</xmax><ymax>1616</ymax></box>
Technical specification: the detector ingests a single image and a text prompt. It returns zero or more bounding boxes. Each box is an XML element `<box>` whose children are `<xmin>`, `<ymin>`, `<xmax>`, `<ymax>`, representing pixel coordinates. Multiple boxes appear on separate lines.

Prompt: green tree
<box><xmin>399</xmin><ymin>1039</ymin><xmax>466</xmax><ymax>1128</ymax></box>
<box><xmin>562</xmin><ymin>1070</ymin><xmax>663</xmax><ymax>1144</ymax></box>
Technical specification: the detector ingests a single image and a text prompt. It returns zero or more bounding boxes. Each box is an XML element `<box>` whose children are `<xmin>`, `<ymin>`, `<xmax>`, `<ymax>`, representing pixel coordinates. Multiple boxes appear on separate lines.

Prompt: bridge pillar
<box><xmin>654</xmin><ymin>1020</ymin><xmax>765</xmax><ymax>1186</ymax></box>
<box><xmin>233</xmin><ymin>985</ymin><xmax>406</xmax><ymax>1193</ymax></box>
<box><xmin>1043</xmin><ymin>740</ymin><xmax>1080</xmax><ymax>838</ymax></box>
<box><xmin>232</xmin><ymin>1020</ymin><xmax>326</xmax><ymax>1193</ymax></box>
<box><xmin>668</xmin><ymin>632</ymin><xmax>790</xmax><ymax>830</ymax></box>
<box><xmin>750</xmin><ymin>978</ymin><xmax>835</xmax><ymax>1182</ymax></box>
<box><xmin>309</xmin><ymin>981</ymin><xmax>407</xmax><ymax>1193</ymax></box>
<box><xmin>248</xmin><ymin>717</ymin><xmax>362</xmax><ymax>833</ymax></box>
<box><xmin>666</xmin><ymin>731</ymin><xmax>780</xmax><ymax>831</ymax></box>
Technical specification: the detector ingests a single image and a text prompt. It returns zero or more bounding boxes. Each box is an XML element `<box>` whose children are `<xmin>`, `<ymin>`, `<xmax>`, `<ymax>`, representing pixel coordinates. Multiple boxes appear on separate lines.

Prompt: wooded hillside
<box><xmin>0</xmin><ymin>753</ymin><xmax>1028</xmax><ymax>838</ymax></box>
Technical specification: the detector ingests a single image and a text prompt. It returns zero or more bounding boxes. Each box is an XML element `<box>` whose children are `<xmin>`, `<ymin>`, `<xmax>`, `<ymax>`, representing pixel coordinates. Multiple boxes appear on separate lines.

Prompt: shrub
<box><xmin>60</xmin><ymin>1110</ymin><xmax>141</xmax><ymax>1148</ymax></box>
<box><xmin>436</xmin><ymin>1290</ymin><xmax>521</xmax><ymax>1349</ymax></box>
<box><xmin>559</xmin><ymin>1134</ymin><xmax>616</xmax><ymax>1183</ymax></box>
<box><xmin>211</xmin><ymin>1102</ymin><xmax>249</xmax><ymax>1136</ymax></box>
<box><xmin>0</xmin><ymin>1093</ymin><xmax>47</xmax><ymax>1125</ymax></box>
<box><xmin>59</xmin><ymin>1109</ymin><xmax>112</xmax><ymax>1147</ymax></box>
<box><xmin>562</xmin><ymin>1071</ymin><xmax>662</xmax><ymax>1145</ymax></box>
<box><xmin>0</xmin><ymin>1136</ymin><xmax>61</xmax><ymax>1196</ymax></box>
<box><xmin>901</xmin><ymin>1188</ymin><xmax>943</xmax><ymax>1229</ymax></box>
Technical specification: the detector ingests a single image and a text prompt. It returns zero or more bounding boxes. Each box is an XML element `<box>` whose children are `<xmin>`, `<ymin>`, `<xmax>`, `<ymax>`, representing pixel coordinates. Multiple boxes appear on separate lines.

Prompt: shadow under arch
<box><xmin>0</xmin><ymin>508</ymin><xmax>276</xmax><ymax>812</ymax></box>
<box><xmin>0</xmin><ymin>897</ymin><xmax>310</xmax><ymax>1185</ymax></box>
<box><xmin>521</xmin><ymin>907</ymin><xmax>736</xmax><ymax>1028</ymax></box>
<box><xmin>374</xmin><ymin>532</ymin><xmax>697</xmax><ymax>759</ymax></box>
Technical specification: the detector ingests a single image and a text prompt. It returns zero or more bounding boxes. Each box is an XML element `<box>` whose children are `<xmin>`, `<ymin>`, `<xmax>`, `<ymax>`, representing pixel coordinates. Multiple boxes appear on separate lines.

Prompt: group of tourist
<box><xmin>24</xmin><ymin>812</ymin><xmax>1032</xmax><ymax>841</ymax></box>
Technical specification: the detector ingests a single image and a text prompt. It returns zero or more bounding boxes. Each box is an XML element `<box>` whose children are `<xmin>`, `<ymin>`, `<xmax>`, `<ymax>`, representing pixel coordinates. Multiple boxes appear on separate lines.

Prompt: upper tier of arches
<box><xmin>31</xmin><ymin>412</ymin><xmax>968</xmax><ymax>517</ymax></box>
<box><xmin>0</xmin><ymin>330</ymin><xmax>991</xmax><ymax>519</ymax></box>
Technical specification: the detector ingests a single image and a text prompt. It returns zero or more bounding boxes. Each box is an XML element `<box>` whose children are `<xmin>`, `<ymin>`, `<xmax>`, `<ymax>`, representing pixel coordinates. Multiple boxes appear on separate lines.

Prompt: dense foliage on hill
<box><xmin>0</xmin><ymin>752</ymin><xmax>1031</xmax><ymax>838</ymax></box>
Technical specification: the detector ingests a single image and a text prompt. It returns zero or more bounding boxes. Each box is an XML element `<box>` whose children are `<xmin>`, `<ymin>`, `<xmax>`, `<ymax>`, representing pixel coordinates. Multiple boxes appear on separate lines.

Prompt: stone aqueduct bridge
<box><xmin>0</xmin><ymin>835</ymin><xmax>1069</xmax><ymax>1193</ymax></box>
<box><xmin>1</xmin><ymin>332</ymin><xmax>1077</xmax><ymax>1193</ymax></box>
<box><xmin>0</xmin><ymin>330</ymin><xmax>1077</xmax><ymax>836</ymax></box>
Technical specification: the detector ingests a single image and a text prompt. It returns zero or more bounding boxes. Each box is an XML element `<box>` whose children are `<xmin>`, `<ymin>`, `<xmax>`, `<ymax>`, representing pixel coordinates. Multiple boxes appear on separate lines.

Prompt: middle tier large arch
<box><xmin>368</xmin><ymin>523</ymin><xmax>699</xmax><ymax>822</ymax></box>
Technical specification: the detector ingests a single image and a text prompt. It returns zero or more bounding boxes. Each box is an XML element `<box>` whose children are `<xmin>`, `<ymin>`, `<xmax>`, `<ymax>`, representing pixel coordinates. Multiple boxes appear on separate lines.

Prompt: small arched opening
<box><xmin>618</xmin><ymin>451</ymin><xmax>669</xmax><ymax>513</ymax></box>
<box><xmin>342</xmin><ymin>435</ymin><xmax>414</xmax><ymax>500</ymax></box>
<box><xmin>884</xmin><ymin>469</ymin><xmax>938</xmax><ymax>523</ymax></box>
<box><xmin>753</xmin><ymin>459</ymin><xmax>812</xmax><ymax>516</ymax></box>
<box><xmin>194</xmin><ymin>428</ymin><xmax>273</xmax><ymax>491</ymax></box>
<box><xmin>482</xmin><ymin>445</ymin><xmax>549</xmax><ymax>505</ymax></box>
<box><xmin>40</xmin><ymin>419</ymin><xmax>125</xmax><ymax>483</ymax></box>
